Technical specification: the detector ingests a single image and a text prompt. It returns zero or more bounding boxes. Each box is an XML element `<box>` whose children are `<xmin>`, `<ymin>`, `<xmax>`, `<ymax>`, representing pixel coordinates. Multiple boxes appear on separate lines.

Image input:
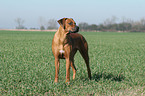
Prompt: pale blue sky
<box><xmin>0</xmin><ymin>0</ymin><xmax>145</xmax><ymax>29</ymax></box>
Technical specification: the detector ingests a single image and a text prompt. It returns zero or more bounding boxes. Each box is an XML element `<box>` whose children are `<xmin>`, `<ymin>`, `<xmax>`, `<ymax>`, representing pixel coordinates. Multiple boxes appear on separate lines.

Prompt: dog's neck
<box><xmin>55</xmin><ymin>26</ymin><xmax>68</xmax><ymax>44</ymax></box>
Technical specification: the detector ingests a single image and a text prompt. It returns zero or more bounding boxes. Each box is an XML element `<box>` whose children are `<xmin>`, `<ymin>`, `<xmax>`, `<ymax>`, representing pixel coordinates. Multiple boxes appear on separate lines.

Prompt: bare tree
<box><xmin>38</xmin><ymin>17</ymin><xmax>46</xmax><ymax>30</ymax></box>
<box><xmin>104</xmin><ymin>16</ymin><xmax>118</xmax><ymax>26</ymax></box>
<box><xmin>15</xmin><ymin>18</ymin><xmax>25</xmax><ymax>29</ymax></box>
<box><xmin>140</xmin><ymin>18</ymin><xmax>145</xmax><ymax>25</ymax></box>
<box><xmin>79</xmin><ymin>22</ymin><xmax>89</xmax><ymax>31</ymax></box>
<box><xmin>40</xmin><ymin>26</ymin><xmax>45</xmax><ymax>30</ymax></box>
<box><xmin>47</xmin><ymin>19</ymin><xmax>58</xmax><ymax>29</ymax></box>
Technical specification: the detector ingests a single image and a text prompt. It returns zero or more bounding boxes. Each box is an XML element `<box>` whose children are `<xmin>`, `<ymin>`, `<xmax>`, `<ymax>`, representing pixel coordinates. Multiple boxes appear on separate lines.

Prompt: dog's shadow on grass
<box><xmin>92</xmin><ymin>72</ymin><xmax>125</xmax><ymax>82</ymax></box>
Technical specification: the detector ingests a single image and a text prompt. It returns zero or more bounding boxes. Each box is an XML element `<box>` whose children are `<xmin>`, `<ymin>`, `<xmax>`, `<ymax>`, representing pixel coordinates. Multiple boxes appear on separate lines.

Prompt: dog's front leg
<box><xmin>65</xmin><ymin>58</ymin><xmax>70</xmax><ymax>83</ymax></box>
<box><xmin>70</xmin><ymin>58</ymin><xmax>76</xmax><ymax>80</ymax></box>
<box><xmin>54</xmin><ymin>58</ymin><xmax>60</xmax><ymax>83</ymax></box>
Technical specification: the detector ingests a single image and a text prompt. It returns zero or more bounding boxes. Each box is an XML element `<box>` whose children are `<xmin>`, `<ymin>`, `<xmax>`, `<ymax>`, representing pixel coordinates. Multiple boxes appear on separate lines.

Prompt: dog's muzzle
<box><xmin>69</xmin><ymin>26</ymin><xmax>79</xmax><ymax>33</ymax></box>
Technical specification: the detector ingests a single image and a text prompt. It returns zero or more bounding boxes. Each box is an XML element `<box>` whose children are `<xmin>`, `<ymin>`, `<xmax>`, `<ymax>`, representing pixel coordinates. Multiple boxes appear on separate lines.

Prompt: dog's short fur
<box><xmin>52</xmin><ymin>18</ymin><xmax>91</xmax><ymax>83</ymax></box>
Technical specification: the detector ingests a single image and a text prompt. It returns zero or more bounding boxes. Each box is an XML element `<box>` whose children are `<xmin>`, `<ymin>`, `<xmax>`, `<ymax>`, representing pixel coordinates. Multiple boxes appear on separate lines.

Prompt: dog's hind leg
<box><xmin>79</xmin><ymin>47</ymin><xmax>92</xmax><ymax>80</ymax></box>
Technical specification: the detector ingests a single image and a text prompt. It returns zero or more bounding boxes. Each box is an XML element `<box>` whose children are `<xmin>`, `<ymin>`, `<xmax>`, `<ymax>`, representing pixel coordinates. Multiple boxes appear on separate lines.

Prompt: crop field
<box><xmin>0</xmin><ymin>30</ymin><xmax>145</xmax><ymax>95</ymax></box>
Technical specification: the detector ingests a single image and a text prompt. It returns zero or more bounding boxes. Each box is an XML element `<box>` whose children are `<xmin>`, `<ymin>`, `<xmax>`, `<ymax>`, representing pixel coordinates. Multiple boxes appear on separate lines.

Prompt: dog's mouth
<box><xmin>69</xmin><ymin>26</ymin><xmax>79</xmax><ymax>33</ymax></box>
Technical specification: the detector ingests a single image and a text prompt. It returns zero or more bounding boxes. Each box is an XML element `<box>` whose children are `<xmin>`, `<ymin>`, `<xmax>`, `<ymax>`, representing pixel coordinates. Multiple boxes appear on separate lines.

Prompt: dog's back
<box><xmin>67</xmin><ymin>33</ymin><xmax>88</xmax><ymax>51</ymax></box>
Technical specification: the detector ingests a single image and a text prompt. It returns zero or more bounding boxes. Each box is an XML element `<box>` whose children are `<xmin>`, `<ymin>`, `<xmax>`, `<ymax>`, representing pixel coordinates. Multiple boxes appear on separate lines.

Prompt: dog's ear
<box><xmin>57</xmin><ymin>18</ymin><xmax>67</xmax><ymax>29</ymax></box>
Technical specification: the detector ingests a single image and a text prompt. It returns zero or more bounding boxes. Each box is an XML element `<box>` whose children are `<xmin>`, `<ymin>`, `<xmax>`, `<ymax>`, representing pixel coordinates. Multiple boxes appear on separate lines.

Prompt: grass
<box><xmin>0</xmin><ymin>30</ymin><xmax>145</xmax><ymax>95</ymax></box>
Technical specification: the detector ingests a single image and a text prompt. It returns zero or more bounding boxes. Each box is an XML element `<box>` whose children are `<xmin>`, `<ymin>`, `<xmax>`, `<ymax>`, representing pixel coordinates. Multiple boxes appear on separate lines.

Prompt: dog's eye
<box><xmin>68</xmin><ymin>22</ymin><xmax>73</xmax><ymax>25</ymax></box>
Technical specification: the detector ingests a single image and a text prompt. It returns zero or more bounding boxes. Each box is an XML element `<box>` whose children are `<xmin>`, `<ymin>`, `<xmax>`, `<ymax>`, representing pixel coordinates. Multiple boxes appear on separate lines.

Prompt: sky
<box><xmin>0</xmin><ymin>0</ymin><xmax>145</xmax><ymax>29</ymax></box>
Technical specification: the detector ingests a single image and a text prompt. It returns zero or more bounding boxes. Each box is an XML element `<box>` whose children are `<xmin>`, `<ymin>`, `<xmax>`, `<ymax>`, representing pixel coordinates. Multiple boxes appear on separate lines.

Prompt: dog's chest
<box><xmin>59</xmin><ymin>49</ymin><xmax>65</xmax><ymax>54</ymax></box>
<box><xmin>58</xmin><ymin>49</ymin><xmax>65</xmax><ymax>59</ymax></box>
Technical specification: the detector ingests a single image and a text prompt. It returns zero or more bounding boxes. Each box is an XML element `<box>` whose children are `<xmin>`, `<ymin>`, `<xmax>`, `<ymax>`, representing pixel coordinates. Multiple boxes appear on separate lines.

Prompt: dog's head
<box><xmin>58</xmin><ymin>18</ymin><xmax>79</xmax><ymax>33</ymax></box>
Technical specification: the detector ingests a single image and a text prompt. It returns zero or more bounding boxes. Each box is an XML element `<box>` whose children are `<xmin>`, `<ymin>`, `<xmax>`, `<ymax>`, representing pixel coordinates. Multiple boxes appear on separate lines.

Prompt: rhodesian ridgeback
<box><xmin>52</xmin><ymin>18</ymin><xmax>91</xmax><ymax>83</ymax></box>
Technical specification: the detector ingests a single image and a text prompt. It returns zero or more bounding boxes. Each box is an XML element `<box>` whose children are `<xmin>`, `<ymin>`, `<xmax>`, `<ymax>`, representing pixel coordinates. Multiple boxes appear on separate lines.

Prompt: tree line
<box><xmin>15</xmin><ymin>16</ymin><xmax>145</xmax><ymax>32</ymax></box>
<box><xmin>15</xmin><ymin>17</ymin><xmax>58</xmax><ymax>30</ymax></box>
<box><xmin>79</xmin><ymin>16</ymin><xmax>145</xmax><ymax>32</ymax></box>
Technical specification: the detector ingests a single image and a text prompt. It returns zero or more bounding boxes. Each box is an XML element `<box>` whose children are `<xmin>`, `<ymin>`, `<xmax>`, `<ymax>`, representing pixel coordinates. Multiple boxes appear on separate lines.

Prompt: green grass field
<box><xmin>0</xmin><ymin>30</ymin><xmax>145</xmax><ymax>95</ymax></box>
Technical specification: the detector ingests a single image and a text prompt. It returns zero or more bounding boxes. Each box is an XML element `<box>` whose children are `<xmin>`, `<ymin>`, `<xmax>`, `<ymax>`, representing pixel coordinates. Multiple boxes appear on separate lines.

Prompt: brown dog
<box><xmin>52</xmin><ymin>18</ymin><xmax>91</xmax><ymax>83</ymax></box>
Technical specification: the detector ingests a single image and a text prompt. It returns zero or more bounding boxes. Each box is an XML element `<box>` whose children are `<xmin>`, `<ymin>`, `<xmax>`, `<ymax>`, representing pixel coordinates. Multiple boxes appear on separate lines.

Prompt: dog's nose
<box><xmin>75</xmin><ymin>26</ymin><xmax>79</xmax><ymax>32</ymax></box>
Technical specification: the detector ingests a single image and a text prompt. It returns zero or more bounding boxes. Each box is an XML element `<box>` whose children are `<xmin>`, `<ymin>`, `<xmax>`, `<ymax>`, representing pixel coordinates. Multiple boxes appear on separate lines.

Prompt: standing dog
<box><xmin>52</xmin><ymin>18</ymin><xmax>91</xmax><ymax>83</ymax></box>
